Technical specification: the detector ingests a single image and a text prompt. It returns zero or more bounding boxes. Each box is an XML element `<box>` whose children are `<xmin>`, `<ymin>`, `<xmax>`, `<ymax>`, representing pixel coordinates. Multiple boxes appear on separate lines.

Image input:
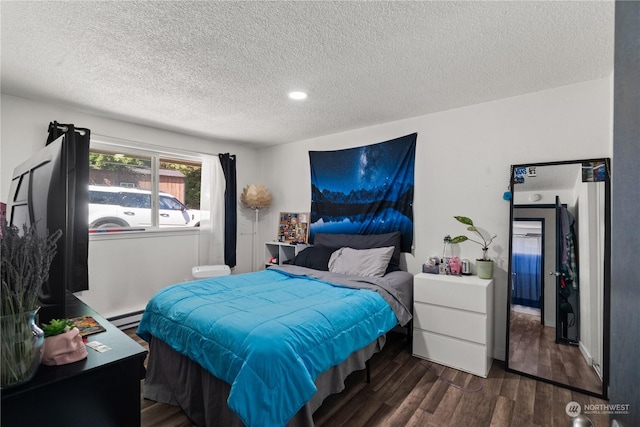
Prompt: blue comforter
<box><xmin>137</xmin><ymin>268</ymin><xmax>400</xmax><ymax>427</ymax></box>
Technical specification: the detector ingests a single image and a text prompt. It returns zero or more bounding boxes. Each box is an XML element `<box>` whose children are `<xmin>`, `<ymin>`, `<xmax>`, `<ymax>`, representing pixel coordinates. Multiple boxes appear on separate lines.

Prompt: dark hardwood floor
<box><xmin>125</xmin><ymin>328</ymin><xmax>609</xmax><ymax>427</ymax></box>
<box><xmin>509</xmin><ymin>310</ymin><xmax>603</xmax><ymax>395</ymax></box>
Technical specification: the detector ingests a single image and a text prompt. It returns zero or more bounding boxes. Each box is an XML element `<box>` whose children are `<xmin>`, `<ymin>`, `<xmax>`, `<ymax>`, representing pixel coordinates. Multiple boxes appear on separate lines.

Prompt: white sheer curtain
<box><xmin>199</xmin><ymin>154</ymin><xmax>226</xmax><ymax>265</ymax></box>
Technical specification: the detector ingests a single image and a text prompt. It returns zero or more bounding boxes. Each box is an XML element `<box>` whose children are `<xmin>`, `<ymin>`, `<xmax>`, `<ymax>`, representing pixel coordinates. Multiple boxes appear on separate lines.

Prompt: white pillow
<box><xmin>328</xmin><ymin>246</ymin><xmax>395</xmax><ymax>278</ymax></box>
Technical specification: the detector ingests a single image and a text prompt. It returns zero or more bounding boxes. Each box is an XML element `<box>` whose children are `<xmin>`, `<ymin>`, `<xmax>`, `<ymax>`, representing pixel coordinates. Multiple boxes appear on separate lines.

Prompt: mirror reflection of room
<box><xmin>511</xmin><ymin>220</ymin><xmax>543</xmax><ymax>318</ymax></box>
<box><xmin>507</xmin><ymin>160</ymin><xmax>609</xmax><ymax>397</ymax></box>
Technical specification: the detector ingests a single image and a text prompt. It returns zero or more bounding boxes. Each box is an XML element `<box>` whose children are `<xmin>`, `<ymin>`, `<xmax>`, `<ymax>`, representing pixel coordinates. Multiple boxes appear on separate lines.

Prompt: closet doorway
<box><xmin>511</xmin><ymin>219</ymin><xmax>544</xmax><ymax>323</ymax></box>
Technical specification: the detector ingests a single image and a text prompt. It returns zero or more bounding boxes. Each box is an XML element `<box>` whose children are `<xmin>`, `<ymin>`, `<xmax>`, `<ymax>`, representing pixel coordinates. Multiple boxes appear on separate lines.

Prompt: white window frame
<box><xmin>89</xmin><ymin>134</ymin><xmax>203</xmax><ymax>237</ymax></box>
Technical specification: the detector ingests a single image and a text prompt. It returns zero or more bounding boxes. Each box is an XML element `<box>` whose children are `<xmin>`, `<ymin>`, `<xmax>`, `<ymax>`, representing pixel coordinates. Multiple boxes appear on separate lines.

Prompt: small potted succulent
<box><xmin>42</xmin><ymin>318</ymin><xmax>76</xmax><ymax>338</ymax></box>
<box><xmin>40</xmin><ymin>318</ymin><xmax>87</xmax><ymax>366</ymax></box>
<box><xmin>450</xmin><ymin>216</ymin><xmax>496</xmax><ymax>279</ymax></box>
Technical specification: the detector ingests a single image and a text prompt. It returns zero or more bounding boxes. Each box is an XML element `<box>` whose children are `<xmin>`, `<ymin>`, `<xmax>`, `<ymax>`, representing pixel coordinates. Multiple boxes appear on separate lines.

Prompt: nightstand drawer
<box><xmin>414</xmin><ymin>274</ymin><xmax>489</xmax><ymax>313</ymax></box>
<box><xmin>413</xmin><ymin>329</ymin><xmax>491</xmax><ymax>377</ymax></box>
<box><xmin>413</xmin><ymin>302</ymin><xmax>487</xmax><ymax>345</ymax></box>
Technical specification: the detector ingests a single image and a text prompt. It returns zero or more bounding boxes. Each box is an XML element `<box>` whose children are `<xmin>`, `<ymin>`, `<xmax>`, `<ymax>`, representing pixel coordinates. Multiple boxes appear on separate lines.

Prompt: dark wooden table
<box><xmin>1</xmin><ymin>293</ymin><xmax>147</xmax><ymax>427</ymax></box>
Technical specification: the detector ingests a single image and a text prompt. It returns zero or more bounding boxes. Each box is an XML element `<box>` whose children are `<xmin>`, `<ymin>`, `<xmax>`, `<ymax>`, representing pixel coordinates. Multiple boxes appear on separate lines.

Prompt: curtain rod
<box><xmin>53</xmin><ymin>124</ymin><xmax>87</xmax><ymax>136</ymax></box>
<box><xmin>92</xmin><ymin>133</ymin><xmax>235</xmax><ymax>157</ymax></box>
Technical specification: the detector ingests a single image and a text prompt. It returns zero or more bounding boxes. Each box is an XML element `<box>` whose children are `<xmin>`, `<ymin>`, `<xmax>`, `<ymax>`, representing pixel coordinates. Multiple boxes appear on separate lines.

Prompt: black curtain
<box><xmin>219</xmin><ymin>154</ymin><xmax>237</xmax><ymax>268</ymax></box>
<box><xmin>47</xmin><ymin>121</ymin><xmax>90</xmax><ymax>292</ymax></box>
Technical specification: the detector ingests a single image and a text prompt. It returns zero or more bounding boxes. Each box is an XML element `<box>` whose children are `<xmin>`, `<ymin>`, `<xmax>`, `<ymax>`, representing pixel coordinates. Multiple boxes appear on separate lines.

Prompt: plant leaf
<box><xmin>454</xmin><ymin>216</ymin><xmax>473</xmax><ymax>226</ymax></box>
<box><xmin>42</xmin><ymin>318</ymin><xmax>75</xmax><ymax>337</ymax></box>
<box><xmin>449</xmin><ymin>235</ymin><xmax>468</xmax><ymax>244</ymax></box>
<box><xmin>467</xmin><ymin>226</ymin><xmax>477</xmax><ymax>232</ymax></box>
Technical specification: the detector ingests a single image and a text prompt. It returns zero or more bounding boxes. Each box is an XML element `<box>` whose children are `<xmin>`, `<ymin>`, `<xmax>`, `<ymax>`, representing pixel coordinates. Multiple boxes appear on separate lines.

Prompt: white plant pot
<box><xmin>476</xmin><ymin>260</ymin><xmax>494</xmax><ymax>279</ymax></box>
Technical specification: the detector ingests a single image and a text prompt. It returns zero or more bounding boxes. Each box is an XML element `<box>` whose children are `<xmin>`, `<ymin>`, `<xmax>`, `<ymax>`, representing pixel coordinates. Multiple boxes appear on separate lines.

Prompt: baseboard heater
<box><xmin>108</xmin><ymin>310</ymin><xmax>145</xmax><ymax>330</ymax></box>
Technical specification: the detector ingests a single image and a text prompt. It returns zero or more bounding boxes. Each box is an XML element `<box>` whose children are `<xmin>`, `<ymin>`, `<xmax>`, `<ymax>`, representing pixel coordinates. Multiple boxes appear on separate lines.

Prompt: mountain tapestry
<box><xmin>309</xmin><ymin>133</ymin><xmax>416</xmax><ymax>252</ymax></box>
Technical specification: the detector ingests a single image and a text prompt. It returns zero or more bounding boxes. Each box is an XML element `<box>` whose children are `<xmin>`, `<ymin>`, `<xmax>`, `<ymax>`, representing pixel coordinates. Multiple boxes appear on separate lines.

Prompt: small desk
<box><xmin>1</xmin><ymin>294</ymin><xmax>147</xmax><ymax>427</ymax></box>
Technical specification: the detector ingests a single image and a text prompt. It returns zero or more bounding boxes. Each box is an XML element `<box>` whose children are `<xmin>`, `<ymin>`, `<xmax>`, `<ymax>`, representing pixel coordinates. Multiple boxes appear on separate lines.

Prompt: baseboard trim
<box><xmin>107</xmin><ymin>310</ymin><xmax>144</xmax><ymax>330</ymax></box>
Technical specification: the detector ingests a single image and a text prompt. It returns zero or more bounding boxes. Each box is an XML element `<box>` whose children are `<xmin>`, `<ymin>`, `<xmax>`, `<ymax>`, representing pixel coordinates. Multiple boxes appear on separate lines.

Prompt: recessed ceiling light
<box><xmin>288</xmin><ymin>91</ymin><xmax>308</xmax><ymax>100</ymax></box>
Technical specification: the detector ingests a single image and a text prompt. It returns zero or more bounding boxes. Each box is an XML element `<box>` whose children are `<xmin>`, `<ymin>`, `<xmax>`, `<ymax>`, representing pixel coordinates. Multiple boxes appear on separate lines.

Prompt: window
<box><xmin>89</xmin><ymin>140</ymin><xmax>202</xmax><ymax>231</ymax></box>
<box><xmin>120</xmin><ymin>193</ymin><xmax>150</xmax><ymax>209</ymax></box>
<box><xmin>160</xmin><ymin>195</ymin><xmax>185</xmax><ymax>210</ymax></box>
<box><xmin>88</xmin><ymin>190</ymin><xmax>121</xmax><ymax>205</ymax></box>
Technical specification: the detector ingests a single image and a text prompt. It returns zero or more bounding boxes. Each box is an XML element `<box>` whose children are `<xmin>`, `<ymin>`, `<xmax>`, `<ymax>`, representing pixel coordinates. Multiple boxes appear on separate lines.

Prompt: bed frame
<box><xmin>143</xmin><ymin>334</ymin><xmax>388</xmax><ymax>427</ymax></box>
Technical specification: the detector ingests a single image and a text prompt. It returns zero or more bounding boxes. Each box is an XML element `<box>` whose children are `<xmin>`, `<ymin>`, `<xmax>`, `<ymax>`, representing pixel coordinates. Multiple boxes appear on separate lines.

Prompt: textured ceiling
<box><xmin>1</xmin><ymin>1</ymin><xmax>614</xmax><ymax>147</ymax></box>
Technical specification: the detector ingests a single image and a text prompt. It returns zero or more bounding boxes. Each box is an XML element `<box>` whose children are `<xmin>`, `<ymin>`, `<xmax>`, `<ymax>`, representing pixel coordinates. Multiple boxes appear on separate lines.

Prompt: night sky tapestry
<box><xmin>309</xmin><ymin>133</ymin><xmax>416</xmax><ymax>252</ymax></box>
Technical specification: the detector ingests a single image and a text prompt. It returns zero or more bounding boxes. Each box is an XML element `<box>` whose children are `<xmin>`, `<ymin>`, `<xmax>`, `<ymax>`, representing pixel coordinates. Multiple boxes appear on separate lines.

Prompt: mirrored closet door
<box><xmin>505</xmin><ymin>159</ymin><xmax>610</xmax><ymax>398</ymax></box>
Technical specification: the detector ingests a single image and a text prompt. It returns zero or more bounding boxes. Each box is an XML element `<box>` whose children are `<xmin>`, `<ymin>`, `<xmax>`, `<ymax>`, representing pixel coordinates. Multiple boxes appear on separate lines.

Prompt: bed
<box><xmin>136</xmin><ymin>232</ymin><xmax>413</xmax><ymax>427</ymax></box>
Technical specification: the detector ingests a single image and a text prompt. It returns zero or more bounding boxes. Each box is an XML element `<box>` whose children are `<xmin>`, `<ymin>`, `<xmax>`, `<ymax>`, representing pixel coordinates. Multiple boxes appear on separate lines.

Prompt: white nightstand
<box><xmin>264</xmin><ymin>242</ymin><xmax>308</xmax><ymax>268</ymax></box>
<box><xmin>412</xmin><ymin>273</ymin><xmax>494</xmax><ymax>377</ymax></box>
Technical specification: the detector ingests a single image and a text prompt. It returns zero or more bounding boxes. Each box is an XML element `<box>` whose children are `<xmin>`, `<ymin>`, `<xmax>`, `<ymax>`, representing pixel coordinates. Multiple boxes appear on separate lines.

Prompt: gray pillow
<box><xmin>312</xmin><ymin>231</ymin><xmax>402</xmax><ymax>272</ymax></box>
<box><xmin>328</xmin><ymin>246</ymin><xmax>395</xmax><ymax>278</ymax></box>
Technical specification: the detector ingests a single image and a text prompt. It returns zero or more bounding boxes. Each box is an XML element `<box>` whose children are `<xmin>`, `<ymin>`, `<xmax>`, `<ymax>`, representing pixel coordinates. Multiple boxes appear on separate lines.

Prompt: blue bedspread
<box><xmin>137</xmin><ymin>268</ymin><xmax>399</xmax><ymax>427</ymax></box>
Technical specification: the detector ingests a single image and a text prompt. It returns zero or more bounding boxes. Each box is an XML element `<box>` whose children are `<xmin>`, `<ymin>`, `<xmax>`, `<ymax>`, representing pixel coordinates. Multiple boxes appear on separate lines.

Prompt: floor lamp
<box><xmin>240</xmin><ymin>184</ymin><xmax>272</xmax><ymax>271</ymax></box>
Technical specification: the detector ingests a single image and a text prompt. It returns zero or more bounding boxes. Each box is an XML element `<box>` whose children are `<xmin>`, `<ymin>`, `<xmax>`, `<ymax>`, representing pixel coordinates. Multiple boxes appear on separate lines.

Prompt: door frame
<box><xmin>511</xmin><ymin>217</ymin><xmax>546</xmax><ymax>324</ymax></box>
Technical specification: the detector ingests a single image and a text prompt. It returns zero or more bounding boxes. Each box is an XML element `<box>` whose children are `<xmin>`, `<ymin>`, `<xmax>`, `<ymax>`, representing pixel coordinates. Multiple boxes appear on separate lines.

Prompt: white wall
<box><xmin>577</xmin><ymin>180</ymin><xmax>606</xmax><ymax>375</ymax></box>
<box><xmin>258</xmin><ymin>77</ymin><xmax>614</xmax><ymax>360</ymax></box>
<box><xmin>1</xmin><ymin>94</ymin><xmax>260</xmax><ymax>319</ymax></box>
<box><xmin>1</xmin><ymin>78</ymin><xmax>613</xmax><ymax>351</ymax></box>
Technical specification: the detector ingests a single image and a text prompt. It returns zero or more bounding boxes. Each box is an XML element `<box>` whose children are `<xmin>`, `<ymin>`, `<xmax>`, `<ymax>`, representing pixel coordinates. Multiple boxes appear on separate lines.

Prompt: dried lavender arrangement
<box><xmin>1</xmin><ymin>221</ymin><xmax>61</xmax><ymax>387</ymax></box>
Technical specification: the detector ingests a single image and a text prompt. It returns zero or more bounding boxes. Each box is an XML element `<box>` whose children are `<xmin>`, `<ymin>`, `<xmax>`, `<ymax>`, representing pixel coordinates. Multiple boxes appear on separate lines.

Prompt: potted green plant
<box><xmin>42</xmin><ymin>318</ymin><xmax>76</xmax><ymax>337</ymax></box>
<box><xmin>450</xmin><ymin>216</ymin><xmax>497</xmax><ymax>279</ymax></box>
<box><xmin>1</xmin><ymin>221</ymin><xmax>61</xmax><ymax>388</ymax></box>
<box><xmin>40</xmin><ymin>318</ymin><xmax>88</xmax><ymax>366</ymax></box>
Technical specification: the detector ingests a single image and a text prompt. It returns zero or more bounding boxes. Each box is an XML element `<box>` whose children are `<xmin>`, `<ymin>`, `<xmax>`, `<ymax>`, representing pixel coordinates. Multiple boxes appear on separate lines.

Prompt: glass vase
<box><xmin>1</xmin><ymin>308</ymin><xmax>44</xmax><ymax>389</ymax></box>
